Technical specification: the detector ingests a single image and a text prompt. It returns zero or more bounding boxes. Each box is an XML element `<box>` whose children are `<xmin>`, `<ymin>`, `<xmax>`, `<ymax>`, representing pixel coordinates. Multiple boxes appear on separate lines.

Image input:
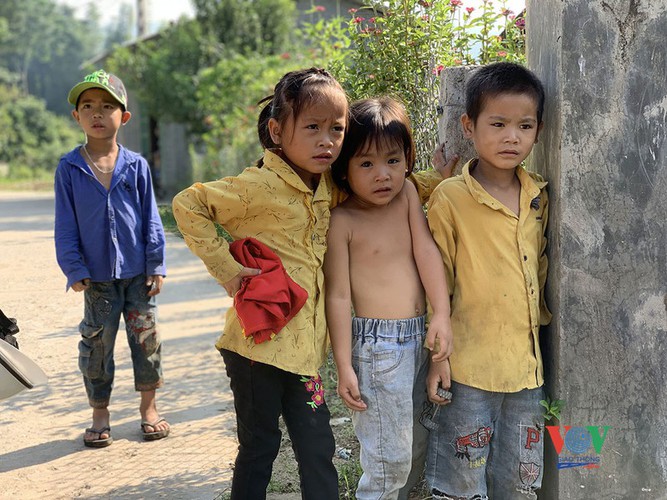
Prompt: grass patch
<box><xmin>0</xmin><ymin>178</ymin><xmax>54</xmax><ymax>191</ymax></box>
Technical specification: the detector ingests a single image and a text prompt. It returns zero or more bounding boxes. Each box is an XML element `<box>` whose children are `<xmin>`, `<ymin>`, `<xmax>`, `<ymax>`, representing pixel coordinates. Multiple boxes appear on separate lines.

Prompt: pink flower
<box><xmin>368</xmin><ymin>74</ymin><xmax>375</xmax><ymax>79</ymax></box>
<box><xmin>348</xmin><ymin>7</ymin><xmax>357</xmax><ymax>13</ymax></box>
<box><xmin>314</xmin><ymin>5</ymin><xmax>325</xmax><ymax>12</ymax></box>
<box><xmin>502</xmin><ymin>9</ymin><xmax>513</xmax><ymax>16</ymax></box>
<box><xmin>497</xmin><ymin>50</ymin><xmax>507</xmax><ymax>57</ymax></box>
<box><xmin>280</xmin><ymin>52</ymin><xmax>290</xmax><ymax>59</ymax></box>
<box><xmin>466</xmin><ymin>6</ymin><xmax>475</xmax><ymax>14</ymax></box>
<box><xmin>353</xmin><ymin>16</ymin><xmax>365</xmax><ymax>23</ymax></box>
<box><xmin>450</xmin><ymin>0</ymin><xmax>463</xmax><ymax>6</ymax></box>
<box><xmin>369</xmin><ymin>17</ymin><xmax>376</xmax><ymax>23</ymax></box>
<box><xmin>432</xmin><ymin>64</ymin><xmax>445</xmax><ymax>75</ymax></box>
<box><xmin>515</xmin><ymin>18</ymin><xmax>526</xmax><ymax>28</ymax></box>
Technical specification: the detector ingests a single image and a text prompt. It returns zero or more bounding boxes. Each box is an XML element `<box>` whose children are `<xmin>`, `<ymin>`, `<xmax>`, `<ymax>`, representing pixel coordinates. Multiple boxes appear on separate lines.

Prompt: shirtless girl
<box><xmin>324</xmin><ymin>97</ymin><xmax>454</xmax><ymax>500</ymax></box>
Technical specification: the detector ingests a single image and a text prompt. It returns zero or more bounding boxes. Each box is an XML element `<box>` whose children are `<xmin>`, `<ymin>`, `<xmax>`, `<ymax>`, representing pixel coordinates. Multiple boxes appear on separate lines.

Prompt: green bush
<box><xmin>0</xmin><ymin>83</ymin><xmax>80</xmax><ymax>179</ymax></box>
<box><xmin>302</xmin><ymin>0</ymin><xmax>526</xmax><ymax>168</ymax></box>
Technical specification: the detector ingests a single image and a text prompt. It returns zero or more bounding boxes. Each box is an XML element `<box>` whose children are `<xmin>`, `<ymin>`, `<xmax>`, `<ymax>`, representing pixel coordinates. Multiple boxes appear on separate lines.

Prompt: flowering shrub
<box><xmin>302</xmin><ymin>0</ymin><xmax>526</xmax><ymax>168</ymax></box>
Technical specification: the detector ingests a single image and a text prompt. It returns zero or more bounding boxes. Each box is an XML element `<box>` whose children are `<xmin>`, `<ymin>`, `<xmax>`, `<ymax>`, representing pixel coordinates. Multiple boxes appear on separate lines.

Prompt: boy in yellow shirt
<box><xmin>426</xmin><ymin>62</ymin><xmax>551</xmax><ymax>499</ymax></box>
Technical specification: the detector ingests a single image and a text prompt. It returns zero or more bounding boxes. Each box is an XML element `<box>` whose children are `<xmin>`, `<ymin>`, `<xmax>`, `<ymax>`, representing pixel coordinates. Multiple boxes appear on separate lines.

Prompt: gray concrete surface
<box><xmin>528</xmin><ymin>1</ymin><xmax>667</xmax><ymax>498</ymax></box>
<box><xmin>0</xmin><ymin>191</ymin><xmax>256</xmax><ymax>499</ymax></box>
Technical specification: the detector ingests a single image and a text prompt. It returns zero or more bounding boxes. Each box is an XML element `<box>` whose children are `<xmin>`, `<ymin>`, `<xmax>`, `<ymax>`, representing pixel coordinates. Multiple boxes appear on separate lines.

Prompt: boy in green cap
<box><xmin>54</xmin><ymin>69</ymin><xmax>169</xmax><ymax>447</ymax></box>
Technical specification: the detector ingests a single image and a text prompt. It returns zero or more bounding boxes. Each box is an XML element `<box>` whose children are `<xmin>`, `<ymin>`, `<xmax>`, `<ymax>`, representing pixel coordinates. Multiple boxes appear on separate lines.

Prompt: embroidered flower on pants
<box><xmin>300</xmin><ymin>374</ymin><xmax>325</xmax><ymax>411</ymax></box>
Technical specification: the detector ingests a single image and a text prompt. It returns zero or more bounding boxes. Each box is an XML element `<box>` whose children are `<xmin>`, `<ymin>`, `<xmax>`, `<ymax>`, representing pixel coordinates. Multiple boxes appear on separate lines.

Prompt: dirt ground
<box><xmin>0</xmin><ymin>191</ymin><xmax>241</xmax><ymax>499</ymax></box>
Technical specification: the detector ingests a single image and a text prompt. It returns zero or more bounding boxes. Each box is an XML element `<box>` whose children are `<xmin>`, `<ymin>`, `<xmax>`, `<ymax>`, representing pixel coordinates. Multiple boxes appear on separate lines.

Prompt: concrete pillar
<box><xmin>527</xmin><ymin>1</ymin><xmax>667</xmax><ymax>498</ymax></box>
<box><xmin>437</xmin><ymin>65</ymin><xmax>477</xmax><ymax>173</ymax></box>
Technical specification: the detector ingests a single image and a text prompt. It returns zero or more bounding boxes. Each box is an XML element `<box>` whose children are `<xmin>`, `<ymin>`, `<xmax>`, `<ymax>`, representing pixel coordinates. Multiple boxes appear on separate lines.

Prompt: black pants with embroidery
<box><xmin>221</xmin><ymin>349</ymin><xmax>338</xmax><ymax>500</ymax></box>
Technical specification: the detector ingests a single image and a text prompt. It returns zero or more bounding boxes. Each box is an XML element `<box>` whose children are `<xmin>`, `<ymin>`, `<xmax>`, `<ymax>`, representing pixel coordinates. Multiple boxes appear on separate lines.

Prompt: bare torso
<box><xmin>337</xmin><ymin>187</ymin><xmax>425</xmax><ymax>319</ymax></box>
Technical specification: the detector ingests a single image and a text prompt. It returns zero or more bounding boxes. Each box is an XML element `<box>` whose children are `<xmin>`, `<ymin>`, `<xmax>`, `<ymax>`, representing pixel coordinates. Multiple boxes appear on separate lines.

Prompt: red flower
<box><xmin>314</xmin><ymin>5</ymin><xmax>326</xmax><ymax>12</ymax></box>
<box><xmin>515</xmin><ymin>18</ymin><xmax>526</xmax><ymax>28</ymax></box>
<box><xmin>353</xmin><ymin>16</ymin><xmax>365</xmax><ymax>23</ymax></box>
<box><xmin>432</xmin><ymin>64</ymin><xmax>445</xmax><ymax>75</ymax></box>
<box><xmin>497</xmin><ymin>51</ymin><xmax>507</xmax><ymax>57</ymax></box>
<box><xmin>280</xmin><ymin>52</ymin><xmax>290</xmax><ymax>59</ymax></box>
<box><xmin>466</xmin><ymin>6</ymin><xmax>475</xmax><ymax>14</ymax></box>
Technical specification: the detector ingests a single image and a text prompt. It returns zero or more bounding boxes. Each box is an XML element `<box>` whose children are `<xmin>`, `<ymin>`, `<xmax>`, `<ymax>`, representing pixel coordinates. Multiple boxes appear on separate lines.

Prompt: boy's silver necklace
<box><xmin>82</xmin><ymin>144</ymin><xmax>115</xmax><ymax>174</ymax></box>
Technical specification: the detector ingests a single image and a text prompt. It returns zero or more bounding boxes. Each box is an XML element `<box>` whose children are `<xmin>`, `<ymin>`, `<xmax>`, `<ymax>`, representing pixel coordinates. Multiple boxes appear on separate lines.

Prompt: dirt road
<box><xmin>0</xmin><ymin>191</ymin><xmax>240</xmax><ymax>499</ymax></box>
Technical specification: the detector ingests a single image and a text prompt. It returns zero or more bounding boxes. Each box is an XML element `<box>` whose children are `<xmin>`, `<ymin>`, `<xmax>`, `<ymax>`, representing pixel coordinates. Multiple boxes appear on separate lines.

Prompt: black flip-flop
<box><xmin>83</xmin><ymin>426</ymin><xmax>113</xmax><ymax>448</ymax></box>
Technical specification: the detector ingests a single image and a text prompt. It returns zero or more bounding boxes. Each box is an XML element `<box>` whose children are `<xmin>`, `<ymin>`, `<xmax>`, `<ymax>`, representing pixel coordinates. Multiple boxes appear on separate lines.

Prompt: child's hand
<box><xmin>427</xmin><ymin>358</ymin><xmax>452</xmax><ymax>405</ymax></box>
<box><xmin>425</xmin><ymin>312</ymin><xmax>453</xmax><ymax>362</ymax></box>
<box><xmin>432</xmin><ymin>142</ymin><xmax>459</xmax><ymax>179</ymax></box>
<box><xmin>337</xmin><ymin>365</ymin><xmax>367</xmax><ymax>412</ymax></box>
<box><xmin>222</xmin><ymin>267</ymin><xmax>261</xmax><ymax>297</ymax></box>
<box><xmin>146</xmin><ymin>275</ymin><xmax>164</xmax><ymax>296</ymax></box>
<box><xmin>71</xmin><ymin>279</ymin><xmax>90</xmax><ymax>292</ymax></box>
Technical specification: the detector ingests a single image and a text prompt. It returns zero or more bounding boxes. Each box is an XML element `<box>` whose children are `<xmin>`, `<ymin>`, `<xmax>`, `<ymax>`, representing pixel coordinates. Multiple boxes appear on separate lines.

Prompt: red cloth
<box><xmin>229</xmin><ymin>237</ymin><xmax>308</xmax><ymax>344</ymax></box>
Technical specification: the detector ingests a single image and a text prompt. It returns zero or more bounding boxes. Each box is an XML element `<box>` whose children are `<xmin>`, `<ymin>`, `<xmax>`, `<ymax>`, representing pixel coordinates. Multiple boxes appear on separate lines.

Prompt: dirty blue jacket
<box><xmin>54</xmin><ymin>144</ymin><xmax>166</xmax><ymax>290</ymax></box>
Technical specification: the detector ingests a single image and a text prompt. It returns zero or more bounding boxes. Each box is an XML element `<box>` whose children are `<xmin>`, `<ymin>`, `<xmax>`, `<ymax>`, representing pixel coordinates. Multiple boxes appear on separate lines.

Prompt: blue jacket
<box><xmin>54</xmin><ymin>144</ymin><xmax>166</xmax><ymax>289</ymax></box>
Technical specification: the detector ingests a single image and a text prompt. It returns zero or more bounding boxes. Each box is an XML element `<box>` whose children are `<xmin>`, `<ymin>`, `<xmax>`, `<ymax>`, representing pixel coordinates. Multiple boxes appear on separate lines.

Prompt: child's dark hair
<box><xmin>256</xmin><ymin>67</ymin><xmax>346</xmax><ymax>165</ymax></box>
<box><xmin>332</xmin><ymin>97</ymin><xmax>415</xmax><ymax>194</ymax></box>
<box><xmin>465</xmin><ymin>62</ymin><xmax>545</xmax><ymax>124</ymax></box>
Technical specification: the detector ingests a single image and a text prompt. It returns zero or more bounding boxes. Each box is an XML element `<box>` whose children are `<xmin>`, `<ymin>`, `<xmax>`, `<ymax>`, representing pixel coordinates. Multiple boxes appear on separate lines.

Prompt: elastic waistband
<box><xmin>352</xmin><ymin>315</ymin><xmax>426</xmax><ymax>343</ymax></box>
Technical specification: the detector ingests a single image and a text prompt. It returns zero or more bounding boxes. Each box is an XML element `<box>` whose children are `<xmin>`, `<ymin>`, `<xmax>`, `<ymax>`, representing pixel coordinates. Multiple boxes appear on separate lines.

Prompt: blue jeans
<box><xmin>221</xmin><ymin>349</ymin><xmax>338</xmax><ymax>500</ymax></box>
<box><xmin>351</xmin><ymin>315</ymin><xmax>429</xmax><ymax>500</ymax></box>
<box><xmin>426</xmin><ymin>381</ymin><xmax>545</xmax><ymax>500</ymax></box>
<box><xmin>78</xmin><ymin>275</ymin><xmax>162</xmax><ymax>408</ymax></box>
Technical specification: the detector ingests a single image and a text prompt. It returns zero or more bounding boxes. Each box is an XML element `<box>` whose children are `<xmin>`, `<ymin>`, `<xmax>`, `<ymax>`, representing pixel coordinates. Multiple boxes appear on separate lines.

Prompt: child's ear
<box><xmin>71</xmin><ymin>109</ymin><xmax>80</xmax><ymax>123</ymax></box>
<box><xmin>534</xmin><ymin>121</ymin><xmax>544</xmax><ymax>143</ymax></box>
<box><xmin>268</xmin><ymin>117</ymin><xmax>281</xmax><ymax>145</ymax></box>
<box><xmin>121</xmin><ymin>111</ymin><xmax>132</xmax><ymax>125</ymax></box>
<box><xmin>461</xmin><ymin>113</ymin><xmax>474</xmax><ymax>138</ymax></box>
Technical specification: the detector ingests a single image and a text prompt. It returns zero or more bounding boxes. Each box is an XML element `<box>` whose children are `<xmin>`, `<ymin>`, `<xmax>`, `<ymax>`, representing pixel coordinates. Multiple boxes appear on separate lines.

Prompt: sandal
<box><xmin>141</xmin><ymin>417</ymin><xmax>170</xmax><ymax>441</ymax></box>
<box><xmin>83</xmin><ymin>426</ymin><xmax>113</xmax><ymax>448</ymax></box>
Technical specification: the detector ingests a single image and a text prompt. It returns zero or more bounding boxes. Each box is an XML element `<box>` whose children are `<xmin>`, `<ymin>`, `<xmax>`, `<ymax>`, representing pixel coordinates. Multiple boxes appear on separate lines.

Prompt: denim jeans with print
<box><xmin>78</xmin><ymin>274</ymin><xmax>162</xmax><ymax>408</ymax></box>
<box><xmin>426</xmin><ymin>381</ymin><xmax>545</xmax><ymax>500</ymax></box>
<box><xmin>351</xmin><ymin>315</ymin><xmax>429</xmax><ymax>500</ymax></box>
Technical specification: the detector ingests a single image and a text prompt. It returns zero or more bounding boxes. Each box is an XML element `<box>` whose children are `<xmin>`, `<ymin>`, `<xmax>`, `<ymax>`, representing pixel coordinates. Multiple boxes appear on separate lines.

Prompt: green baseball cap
<box><xmin>67</xmin><ymin>69</ymin><xmax>128</xmax><ymax>109</ymax></box>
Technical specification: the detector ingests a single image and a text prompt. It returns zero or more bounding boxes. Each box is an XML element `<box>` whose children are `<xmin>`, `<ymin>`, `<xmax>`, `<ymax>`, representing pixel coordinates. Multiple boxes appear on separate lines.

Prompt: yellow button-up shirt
<box><xmin>428</xmin><ymin>159</ymin><xmax>551</xmax><ymax>392</ymax></box>
<box><xmin>173</xmin><ymin>150</ymin><xmax>442</xmax><ymax>376</ymax></box>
